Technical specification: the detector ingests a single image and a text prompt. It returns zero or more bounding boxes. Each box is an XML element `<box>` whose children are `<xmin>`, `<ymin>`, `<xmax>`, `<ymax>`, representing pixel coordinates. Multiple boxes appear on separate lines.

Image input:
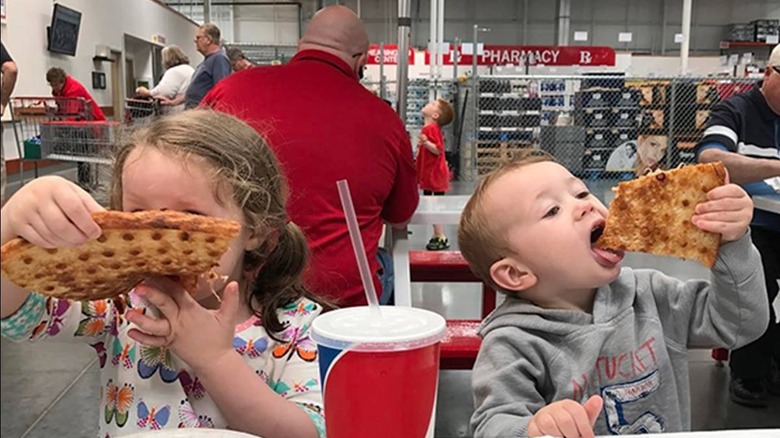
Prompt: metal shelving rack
<box><xmin>475</xmin><ymin>79</ymin><xmax>541</xmax><ymax>175</ymax></box>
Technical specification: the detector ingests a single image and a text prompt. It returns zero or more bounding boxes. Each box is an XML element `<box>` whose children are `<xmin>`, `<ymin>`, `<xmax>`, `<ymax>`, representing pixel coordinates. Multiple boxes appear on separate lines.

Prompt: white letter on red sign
<box><xmin>580</xmin><ymin>51</ymin><xmax>593</xmax><ymax>65</ymax></box>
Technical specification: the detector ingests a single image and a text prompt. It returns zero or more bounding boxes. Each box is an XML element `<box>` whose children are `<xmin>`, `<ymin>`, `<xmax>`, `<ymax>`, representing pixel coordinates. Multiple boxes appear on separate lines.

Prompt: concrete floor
<box><xmin>1</xmin><ymin>170</ymin><xmax>778</xmax><ymax>437</ymax></box>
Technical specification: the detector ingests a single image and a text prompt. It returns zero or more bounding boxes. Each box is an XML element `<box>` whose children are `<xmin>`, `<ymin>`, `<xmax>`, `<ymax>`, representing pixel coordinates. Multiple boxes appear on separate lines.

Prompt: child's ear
<box><xmin>489</xmin><ymin>258</ymin><xmax>537</xmax><ymax>292</ymax></box>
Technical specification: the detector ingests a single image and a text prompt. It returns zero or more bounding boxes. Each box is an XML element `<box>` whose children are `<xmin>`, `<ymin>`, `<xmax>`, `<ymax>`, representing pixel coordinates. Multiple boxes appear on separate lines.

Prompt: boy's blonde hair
<box><xmin>458</xmin><ymin>149</ymin><xmax>555</xmax><ymax>291</ymax></box>
<box><xmin>111</xmin><ymin>109</ymin><xmax>318</xmax><ymax>336</ymax></box>
<box><xmin>435</xmin><ymin>99</ymin><xmax>455</xmax><ymax>126</ymax></box>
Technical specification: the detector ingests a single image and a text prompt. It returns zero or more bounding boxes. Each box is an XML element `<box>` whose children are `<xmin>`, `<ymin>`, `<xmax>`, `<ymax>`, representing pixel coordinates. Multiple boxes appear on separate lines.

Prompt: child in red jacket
<box><xmin>417</xmin><ymin>98</ymin><xmax>455</xmax><ymax>250</ymax></box>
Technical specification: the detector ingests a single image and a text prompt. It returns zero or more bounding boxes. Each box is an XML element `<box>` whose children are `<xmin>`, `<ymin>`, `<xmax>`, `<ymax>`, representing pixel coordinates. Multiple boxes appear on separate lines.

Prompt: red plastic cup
<box><xmin>311</xmin><ymin>306</ymin><xmax>446</xmax><ymax>438</ymax></box>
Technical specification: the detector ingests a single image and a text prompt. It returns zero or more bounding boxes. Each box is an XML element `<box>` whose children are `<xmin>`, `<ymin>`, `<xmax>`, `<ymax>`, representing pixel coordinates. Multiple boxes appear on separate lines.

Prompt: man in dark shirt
<box><xmin>696</xmin><ymin>44</ymin><xmax>780</xmax><ymax>408</ymax></box>
<box><xmin>185</xmin><ymin>23</ymin><xmax>231</xmax><ymax>108</ymax></box>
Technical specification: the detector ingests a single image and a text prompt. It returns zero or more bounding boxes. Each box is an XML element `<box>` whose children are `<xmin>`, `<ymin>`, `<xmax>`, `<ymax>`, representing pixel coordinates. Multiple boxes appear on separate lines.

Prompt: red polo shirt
<box><xmin>416</xmin><ymin>123</ymin><xmax>450</xmax><ymax>192</ymax></box>
<box><xmin>203</xmin><ymin>50</ymin><xmax>419</xmax><ymax>306</ymax></box>
<box><xmin>53</xmin><ymin>75</ymin><xmax>106</xmax><ymax>121</ymax></box>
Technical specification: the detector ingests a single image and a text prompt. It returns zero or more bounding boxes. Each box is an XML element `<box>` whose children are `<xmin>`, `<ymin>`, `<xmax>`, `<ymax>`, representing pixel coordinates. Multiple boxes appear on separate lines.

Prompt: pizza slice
<box><xmin>0</xmin><ymin>210</ymin><xmax>241</xmax><ymax>300</ymax></box>
<box><xmin>595</xmin><ymin>162</ymin><xmax>727</xmax><ymax>267</ymax></box>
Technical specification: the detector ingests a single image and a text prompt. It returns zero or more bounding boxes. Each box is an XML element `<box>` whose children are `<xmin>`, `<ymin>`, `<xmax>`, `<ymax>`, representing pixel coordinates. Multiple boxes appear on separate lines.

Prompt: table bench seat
<box><xmin>440</xmin><ymin>320</ymin><xmax>483</xmax><ymax>370</ymax></box>
<box><xmin>409</xmin><ymin>250</ymin><xmax>494</xmax><ymax>370</ymax></box>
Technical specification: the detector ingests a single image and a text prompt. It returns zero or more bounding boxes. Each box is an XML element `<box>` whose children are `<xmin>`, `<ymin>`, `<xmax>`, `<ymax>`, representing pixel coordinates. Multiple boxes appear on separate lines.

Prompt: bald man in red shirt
<box><xmin>204</xmin><ymin>6</ymin><xmax>418</xmax><ymax>307</ymax></box>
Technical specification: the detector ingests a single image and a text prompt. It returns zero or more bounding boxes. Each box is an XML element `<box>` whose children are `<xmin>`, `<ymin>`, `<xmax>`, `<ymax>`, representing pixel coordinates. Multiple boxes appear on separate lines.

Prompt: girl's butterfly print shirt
<box><xmin>1</xmin><ymin>292</ymin><xmax>325</xmax><ymax>437</ymax></box>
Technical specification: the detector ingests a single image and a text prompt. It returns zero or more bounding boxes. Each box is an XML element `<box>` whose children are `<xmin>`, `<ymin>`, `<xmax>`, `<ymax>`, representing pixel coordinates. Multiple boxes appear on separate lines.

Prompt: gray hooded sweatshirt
<box><xmin>471</xmin><ymin>232</ymin><xmax>769</xmax><ymax>437</ymax></box>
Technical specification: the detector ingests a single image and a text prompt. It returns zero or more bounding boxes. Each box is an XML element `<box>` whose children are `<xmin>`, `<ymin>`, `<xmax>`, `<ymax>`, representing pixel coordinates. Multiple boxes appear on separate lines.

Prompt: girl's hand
<box><xmin>126</xmin><ymin>277</ymin><xmax>240</xmax><ymax>372</ymax></box>
<box><xmin>2</xmin><ymin>176</ymin><xmax>103</xmax><ymax>247</ymax></box>
<box><xmin>692</xmin><ymin>182</ymin><xmax>752</xmax><ymax>243</ymax></box>
<box><xmin>527</xmin><ymin>396</ymin><xmax>603</xmax><ymax>438</ymax></box>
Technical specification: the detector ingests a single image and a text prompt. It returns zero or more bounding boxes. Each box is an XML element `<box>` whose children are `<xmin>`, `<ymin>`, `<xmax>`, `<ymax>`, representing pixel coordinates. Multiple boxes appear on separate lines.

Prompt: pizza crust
<box><xmin>1</xmin><ymin>210</ymin><xmax>241</xmax><ymax>300</ymax></box>
<box><xmin>596</xmin><ymin>162</ymin><xmax>727</xmax><ymax>267</ymax></box>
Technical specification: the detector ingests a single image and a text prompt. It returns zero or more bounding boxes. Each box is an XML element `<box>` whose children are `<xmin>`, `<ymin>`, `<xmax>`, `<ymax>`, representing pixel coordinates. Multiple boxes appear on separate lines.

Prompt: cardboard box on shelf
<box><xmin>696</xmin><ymin>84</ymin><xmax>718</xmax><ymax>105</ymax></box>
<box><xmin>695</xmin><ymin>110</ymin><xmax>710</xmax><ymax>130</ymax></box>
<box><xmin>641</xmin><ymin>109</ymin><xmax>666</xmax><ymax>130</ymax></box>
<box><xmin>677</xmin><ymin>141</ymin><xmax>697</xmax><ymax>150</ymax></box>
<box><xmin>730</xmin><ymin>23</ymin><xmax>755</xmax><ymax>42</ymax></box>
<box><xmin>626</xmin><ymin>80</ymin><xmax>669</xmax><ymax>106</ymax></box>
<box><xmin>637</xmin><ymin>86</ymin><xmax>654</xmax><ymax>106</ymax></box>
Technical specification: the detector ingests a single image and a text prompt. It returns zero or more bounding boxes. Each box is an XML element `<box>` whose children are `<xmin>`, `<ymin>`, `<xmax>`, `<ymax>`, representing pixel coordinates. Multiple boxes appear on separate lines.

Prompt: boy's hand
<box><xmin>527</xmin><ymin>396</ymin><xmax>603</xmax><ymax>438</ymax></box>
<box><xmin>1</xmin><ymin>176</ymin><xmax>103</xmax><ymax>247</ymax></box>
<box><xmin>692</xmin><ymin>182</ymin><xmax>752</xmax><ymax>243</ymax></box>
<box><xmin>418</xmin><ymin>133</ymin><xmax>428</xmax><ymax>144</ymax></box>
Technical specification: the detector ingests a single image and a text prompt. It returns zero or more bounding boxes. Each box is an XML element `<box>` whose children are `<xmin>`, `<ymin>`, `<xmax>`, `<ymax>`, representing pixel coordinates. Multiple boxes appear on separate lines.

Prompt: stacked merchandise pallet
<box><xmin>665</xmin><ymin>79</ymin><xmax>753</xmax><ymax>167</ymax></box>
<box><xmin>751</xmin><ymin>19</ymin><xmax>779</xmax><ymax>43</ymax></box>
<box><xmin>728</xmin><ymin>19</ymin><xmax>778</xmax><ymax>43</ymax></box>
<box><xmin>539</xmin><ymin>79</ymin><xmax>579</xmax><ymax>125</ymax></box>
<box><xmin>539</xmin><ymin>125</ymin><xmax>586</xmax><ymax>173</ymax></box>
<box><xmin>475</xmin><ymin>79</ymin><xmax>542</xmax><ymax>175</ymax></box>
<box><xmin>669</xmin><ymin>80</ymin><xmax>711</xmax><ymax>167</ymax></box>
<box><xmin>573</xmin><ymin>76</ymin><xmax>642</xmax><ymax>177</ymax></box>
<box><xmin>623</xmin><ymin>79</ymin><xmax>758</xmax><ymax>170</ymax></box>
<box><xmin>729</xmin><ymin>23</ymin><xmax>757</xmax><ymax>42</ymax></box>
<box><xmin>625</xmin><ymin>79</ymin><xmax>672</xmax><ymax>167</ymax></box>
<box><xmin>538</xmin><ymin>76</ymin><xmax>586</xmax><ymax>175</ymax></box>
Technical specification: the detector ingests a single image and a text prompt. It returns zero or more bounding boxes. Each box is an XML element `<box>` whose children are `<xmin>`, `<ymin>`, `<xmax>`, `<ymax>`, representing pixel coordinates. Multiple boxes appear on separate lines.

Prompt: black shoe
<box><xmin>730</xmin><ymin>377</ymin><xmax>768</xmax><ymax>407</ymax></box>
<box><xmin>426</xmin><ymin>236</ymin><xmax>450</xmax><ymax>251</ymax></box>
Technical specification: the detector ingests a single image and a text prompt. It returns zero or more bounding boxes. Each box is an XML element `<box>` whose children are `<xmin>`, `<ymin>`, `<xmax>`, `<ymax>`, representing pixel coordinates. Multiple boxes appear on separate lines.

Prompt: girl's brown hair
<box><xmin>111</xmin><ymin>109</ymin><xmax>318</xmax><ymax>337</ymax></box>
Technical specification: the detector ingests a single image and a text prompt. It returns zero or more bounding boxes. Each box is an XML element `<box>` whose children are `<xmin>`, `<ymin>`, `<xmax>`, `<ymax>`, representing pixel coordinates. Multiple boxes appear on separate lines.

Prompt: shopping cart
<box><xmin>9</xmin><ymin>96</ymin><xmax>93</xmax><ymax>185</ymax></box>
<box><xmin>124</xmin><ymin>98</ymin><xmax>161</xmax><ymax>126</ymax></box>
<box><xmin>39</xmin><ymin>120</ymin><xmax>119</xmax><ymax>198</ymax></box>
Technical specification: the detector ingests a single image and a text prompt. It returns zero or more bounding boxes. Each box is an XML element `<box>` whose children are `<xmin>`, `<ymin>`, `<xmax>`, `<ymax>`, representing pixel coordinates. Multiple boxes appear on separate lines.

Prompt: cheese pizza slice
<box><xmin>1</xmin><ymin>210</ymin><xmax>241</xmax><ymax>300</ymax></box>
<box><xmin>595</xmin><ymin>162</ymin><xmax>727</xmax><ymax>267</ymax></box>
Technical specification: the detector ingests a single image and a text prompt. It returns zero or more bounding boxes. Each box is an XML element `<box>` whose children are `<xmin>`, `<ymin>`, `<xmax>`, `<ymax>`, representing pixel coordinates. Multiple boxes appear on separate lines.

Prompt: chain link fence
<box><xmin>458</xmin><ymin>75</ymin><xmax>756</xmax><ymax>182</ymax></box>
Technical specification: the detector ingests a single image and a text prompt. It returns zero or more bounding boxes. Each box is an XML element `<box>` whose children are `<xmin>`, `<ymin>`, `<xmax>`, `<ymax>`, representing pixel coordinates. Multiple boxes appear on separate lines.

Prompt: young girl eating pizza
<box><xmin>0</xmin><ymin>110</ymin><xmax>325</xmax><ymax>437</ymax></box>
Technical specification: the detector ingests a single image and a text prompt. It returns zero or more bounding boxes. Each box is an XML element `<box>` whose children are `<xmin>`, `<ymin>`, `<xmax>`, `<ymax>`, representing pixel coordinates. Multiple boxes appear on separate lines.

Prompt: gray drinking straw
<box><xmin>336</xmin><ymin>180</ymin><xmax>382</xmax><ymax>316</ymax></box>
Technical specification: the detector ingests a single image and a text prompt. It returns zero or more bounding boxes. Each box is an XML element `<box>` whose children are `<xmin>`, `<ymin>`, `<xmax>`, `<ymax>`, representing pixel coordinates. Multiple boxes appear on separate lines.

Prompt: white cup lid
<box><xmin>311</xmin><ymin>306</ymin><xmax>446</xmax><ymax>352</ymax></box>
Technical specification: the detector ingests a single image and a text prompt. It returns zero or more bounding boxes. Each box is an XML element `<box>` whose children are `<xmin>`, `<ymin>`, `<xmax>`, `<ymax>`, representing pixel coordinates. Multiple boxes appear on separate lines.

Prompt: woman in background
<box><xmin>135</xmin><ymin>45</ymin><xmax>194</xmax><ymax>114</ymax></box>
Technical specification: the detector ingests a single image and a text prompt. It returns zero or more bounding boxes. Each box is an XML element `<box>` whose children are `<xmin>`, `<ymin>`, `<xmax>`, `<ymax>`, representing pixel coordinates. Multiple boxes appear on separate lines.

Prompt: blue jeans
<box><xmin>376</xmin><ymin>247</ymin><xmax>394</xmax><ymax>305</ymax></box>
